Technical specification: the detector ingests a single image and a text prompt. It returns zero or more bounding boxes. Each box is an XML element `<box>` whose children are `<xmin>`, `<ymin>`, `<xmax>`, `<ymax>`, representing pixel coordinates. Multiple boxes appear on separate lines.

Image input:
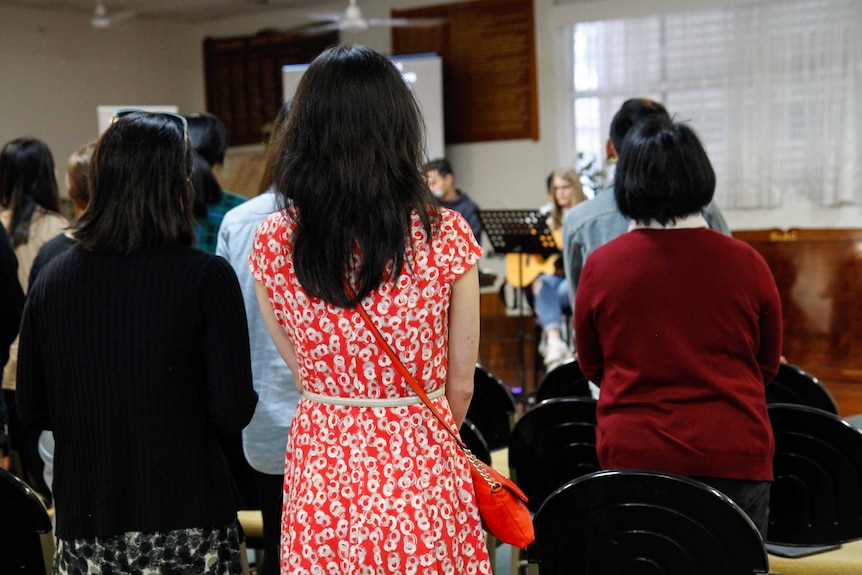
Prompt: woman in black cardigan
<box><xmin>17</xmin><ymin>111</ymin><xmax>258</xmax><ymax>575</ymax></box>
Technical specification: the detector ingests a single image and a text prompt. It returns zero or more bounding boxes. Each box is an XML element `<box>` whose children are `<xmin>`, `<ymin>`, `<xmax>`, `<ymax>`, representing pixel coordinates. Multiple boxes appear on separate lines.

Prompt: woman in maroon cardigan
<box><xmin>574</xmin><ymin>116</ymin><xmax>782</xmax><ymax>537</ymax></box>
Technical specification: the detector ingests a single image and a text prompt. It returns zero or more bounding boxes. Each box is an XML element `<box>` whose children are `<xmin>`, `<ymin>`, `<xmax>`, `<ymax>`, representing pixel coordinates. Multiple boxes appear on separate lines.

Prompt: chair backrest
<box><xmin>0</xmin><ymin>467</ymin><xmax>54</xmax><ymax>574</ymax></box>
<box><xmin>536</xmin><ymin>358</ymin><xmax>591</xmax><ymax>401</ymax></box>
<box><xmin>459</xmin><ymin>418</ymin><xmax>492</xmax><ymax>465</ymax></box>
<box><xmin>766</xmin><ymin>363</ymin><xmax>838</xmax><ymax>415</ymax></box>
<box><xmin>466</xmin><ymin>364</ymin><xmax>517</xmax><ymax>451</ymax></box>
<box><xmin>531</xmin><ymin>469</ymin><xmax>769</xmax><ymax>575</ymax></box>
<box><xmin>508</xmin><ymin>397</ymin><xmax>599</xmax><ymax>512</ymax></box>
<box><xmin>767</xmin><ymin>403</ymin><xmax>862</xmax><ymax>545</ymax></box>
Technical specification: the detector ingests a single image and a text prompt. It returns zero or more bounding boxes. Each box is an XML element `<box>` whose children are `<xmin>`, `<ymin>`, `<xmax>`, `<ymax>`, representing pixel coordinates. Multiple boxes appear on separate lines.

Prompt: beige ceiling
<box><xmin>0</xmin><ymin>0</ymin><xmax>328</xmax><ymax>23</ymax></box>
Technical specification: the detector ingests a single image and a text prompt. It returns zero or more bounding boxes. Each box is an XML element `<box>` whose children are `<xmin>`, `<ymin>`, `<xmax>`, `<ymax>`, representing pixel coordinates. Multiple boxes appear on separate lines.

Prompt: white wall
<box><xmin>0</xmin><ymin>0</ymin><xmax>858</xmax><ymax>231</ymax></box>
<box><xmin>0</xmin><ymin>6</ymin><xmax>202</xmax><ymax>188</ymax></box>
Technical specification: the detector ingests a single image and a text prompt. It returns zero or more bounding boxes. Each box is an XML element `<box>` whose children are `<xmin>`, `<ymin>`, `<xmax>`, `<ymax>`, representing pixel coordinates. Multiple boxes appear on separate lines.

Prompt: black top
<box><xmin>16</xmin><ymin>245</ymin><xmax>258</xmax><ymax>539</ymax></box>
<box><xmin>28</xmin><ymin>233</ymin><xmax>76</xmax><ymax>289</ymax></box>
<box><xmin>0</xmin><ymin>222</ymin><xmax>24</xmax><ymax>368</ymax></box>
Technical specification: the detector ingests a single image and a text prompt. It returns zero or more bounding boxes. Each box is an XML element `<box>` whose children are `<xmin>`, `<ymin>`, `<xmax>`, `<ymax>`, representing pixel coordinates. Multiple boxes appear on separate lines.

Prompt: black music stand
<box><xmin>478</xmin><ymin>210</ymin><xmax>558</xmax><ymax>394</ymax></box>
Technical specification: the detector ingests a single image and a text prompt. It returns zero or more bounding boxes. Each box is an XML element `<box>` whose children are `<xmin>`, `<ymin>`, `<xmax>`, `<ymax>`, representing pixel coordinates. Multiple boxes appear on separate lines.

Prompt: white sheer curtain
<box><xmin>570</xmin><ymin>0</ymin><xmax>862</xmax><ymax>209</ymax></box>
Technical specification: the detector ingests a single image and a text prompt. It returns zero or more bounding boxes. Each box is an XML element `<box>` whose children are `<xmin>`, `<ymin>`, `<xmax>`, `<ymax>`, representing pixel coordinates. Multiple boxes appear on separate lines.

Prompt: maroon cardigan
<box><xmin>575</xmin><ymin>228</ymin><xmax>782</xmax><ymax>481</ymax></box>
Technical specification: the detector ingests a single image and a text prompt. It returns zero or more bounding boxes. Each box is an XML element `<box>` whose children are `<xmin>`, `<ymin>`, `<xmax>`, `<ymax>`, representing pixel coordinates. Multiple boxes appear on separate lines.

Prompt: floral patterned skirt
<box><xmin>55</xmin><ymin>521</ymin><xmax>243</xmax><ymax>575</ymax></box>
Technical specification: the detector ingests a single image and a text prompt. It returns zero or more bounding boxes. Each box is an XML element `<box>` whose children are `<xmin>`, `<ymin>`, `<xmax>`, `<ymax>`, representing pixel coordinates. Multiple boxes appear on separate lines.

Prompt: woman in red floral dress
<box><xmin>250</xmin><ymin>44</ymin><xmax>491</xmax><ymax>575</ymax></box>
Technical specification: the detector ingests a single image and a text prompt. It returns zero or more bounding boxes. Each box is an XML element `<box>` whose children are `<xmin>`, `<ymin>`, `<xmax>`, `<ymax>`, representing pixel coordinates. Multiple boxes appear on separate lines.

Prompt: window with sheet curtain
<box><xmin>563</xmin><ymin>0</ymin><xmax>862</xmax><ymax>209</ymax></box>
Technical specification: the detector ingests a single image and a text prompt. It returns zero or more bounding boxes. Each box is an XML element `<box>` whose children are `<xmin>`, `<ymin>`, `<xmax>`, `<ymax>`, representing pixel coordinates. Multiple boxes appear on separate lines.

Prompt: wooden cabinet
<box><xmin>734</xmin><ymin>229</ymin><xmax>862</xmax><ymax>415</ymax></box>
<box><xmin>392</xmin><ymin>0</ymin><xmax>538</xmax><ymax>144</ymax></box>
<box><xmin>479</xmin><ymin>292</ymin><xmax>537</xmax><ymax>395</ymax></box>
<box><xmin>203</xmin><ymin>30</ymin><xmax>337</xmax><ymax>146</ymax></box>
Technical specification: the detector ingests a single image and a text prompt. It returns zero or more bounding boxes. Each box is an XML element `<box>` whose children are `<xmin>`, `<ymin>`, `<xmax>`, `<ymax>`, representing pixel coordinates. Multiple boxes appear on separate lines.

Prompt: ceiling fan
<box><xmin>91</xmin><ymin>0</ymin><xmax>137</xmax><ymax>29</ymax></box>
<box><xmin>294</xmin><ymin>0</ymin><xmax>443</xmax><ymax>35</ymax></box>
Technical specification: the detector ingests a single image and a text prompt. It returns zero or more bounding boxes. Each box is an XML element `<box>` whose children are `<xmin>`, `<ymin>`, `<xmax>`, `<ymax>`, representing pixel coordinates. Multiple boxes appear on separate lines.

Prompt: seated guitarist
<box><xmin>530</xmin><ymin>168</ymin><xmax>588</xmax><ymax>370</ymax></box>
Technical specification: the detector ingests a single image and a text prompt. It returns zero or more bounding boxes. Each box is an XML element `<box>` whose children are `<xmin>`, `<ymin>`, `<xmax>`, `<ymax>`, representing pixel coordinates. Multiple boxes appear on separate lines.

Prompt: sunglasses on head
<box><xmin>112</xmin><ymin>109</ymin><xmax>189</xmax><ymax>140</ymax></box>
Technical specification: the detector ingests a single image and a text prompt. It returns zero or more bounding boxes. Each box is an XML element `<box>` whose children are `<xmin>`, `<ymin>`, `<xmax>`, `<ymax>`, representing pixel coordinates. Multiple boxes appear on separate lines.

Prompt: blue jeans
<box><xmin>533</xmin><ymin>273</ymin><xmax>570</xmax><ymax>332</ymax></box>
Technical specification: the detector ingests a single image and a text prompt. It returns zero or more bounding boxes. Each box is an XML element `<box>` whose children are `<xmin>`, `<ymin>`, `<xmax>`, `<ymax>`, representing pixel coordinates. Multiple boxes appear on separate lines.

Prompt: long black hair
<box><xmin>0</xmin><ymin>138</ymin><xmax>61</xmax><ymax>248</ymax></box>
<box><xmin>74</xmin><ymin>112</ymin><xmax>195</xmax><ymax>254</ymax></box>
<box><xmin>271</xmin><ymin>44</ymin><xmax>438</xmax><ymax>308</ymax></box>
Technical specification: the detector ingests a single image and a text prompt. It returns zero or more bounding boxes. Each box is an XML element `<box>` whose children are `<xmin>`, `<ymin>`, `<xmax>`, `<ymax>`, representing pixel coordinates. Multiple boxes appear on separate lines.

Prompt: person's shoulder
<box><xmin>221</xmin><ymin>192</ymin><xmax>279</xmax><ymax>227</ymax></box>
<box><xmin>564</xmin><ymin>190</ymin><xmax>624</xmax><ymax>231</ymax></box>
<box><xmin>32</xmin><ymin>207</ymin><xmax>69</xmax><ymax>231</ymax></box>
<box><xmin>181</xmin><ymin>245</ymin><xmax>237</xmax><ymax>276</ymax></box>
<box><xmin>702</xmin><ymin>201</ymin><xmax>731</xmax><ymax>234</ymax></box>
<box><xmin>31</xmin><ymin>234</ymin><xmax>74</xmax><ymax>267</ymax></box>
<box><xmin>438</xmin><ymin>206</ymin><xmax>475</xmax><ymax>237</ymax></box>
<box><xmin>221</xmin><ymin>190</ymin><xmax>247</xmax><ymax>208</ymax></box>
<box><xmin>704</xmin><ymin>230</ymin><xmax>764</xmax><ymax>258</ymax></box>
<box><xmin>29</xmin><ymin>243</ymin><xmax>81</xmax><ymax>290</ymax></box>
<box><xmin>38</xmin><ymin>233</ymin><xmax>75</xmax><ymax>254</ymax></box>
<box><xmin>250</xmin><ymin>209</ymin><xmax>293</xmax><ymax>250</ymax></box>
<box><xmin>454</xmin><ymin>190</ymin><xmax>479</xmax><ymax>209</ymax></box>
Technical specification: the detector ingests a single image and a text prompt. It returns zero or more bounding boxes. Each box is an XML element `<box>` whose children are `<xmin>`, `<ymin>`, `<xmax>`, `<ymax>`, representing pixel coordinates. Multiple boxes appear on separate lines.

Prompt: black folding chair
<box><xmin>530</xmin><ymin>469</ymin><xmax>769</xmax><ymax>575</ymax></box>
<box><xmin>536</xmin><ymin>358</ymin><xmax>591</xmax><ymax>402</ymax></box>
<box><xmin>766</xmin><ymin>363</ymin><xmax>838</xmax><ymax>415</ymax></box>
<box><xmin>466</xmin><ymin>364</ymin><xmax>517</xmax><ymax>451</ymax></box>
<box><xmin>508</xmin><ymin>396</ymin><xmax>599</xmax><ymax>513</ymax></box>
<box><xmin>0</xmin><ymin>467</ymin><xmax>54</xmax><ymax>574</ymax></box>
<box><xmin>767</xmin><ymin>403</ymin><xmax>862</xmax><ymax>546</ymax></box>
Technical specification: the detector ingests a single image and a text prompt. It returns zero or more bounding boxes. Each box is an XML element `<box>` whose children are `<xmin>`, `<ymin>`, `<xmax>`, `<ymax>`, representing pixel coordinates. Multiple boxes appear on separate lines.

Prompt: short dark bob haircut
<box><xmin>75</xmin><ymin>112</ymin><xmax>195</xmax><ymax>254</ymax></box>
<box><xmin>615</xmin><ymin>116</ymin><xmax>716</xmax><ymax>226</ymax></box>
<box><xmin>272</xmin><ymin>44</ymin><xmax>437</xmax><ymax>308</ymax></box>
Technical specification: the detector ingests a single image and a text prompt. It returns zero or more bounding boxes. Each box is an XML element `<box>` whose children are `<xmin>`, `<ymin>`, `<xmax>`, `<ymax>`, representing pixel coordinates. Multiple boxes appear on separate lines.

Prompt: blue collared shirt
<box><xmin>216</xmin><ymin>190</ymin><xmax>299</xmax><ymax>475</ymax></box>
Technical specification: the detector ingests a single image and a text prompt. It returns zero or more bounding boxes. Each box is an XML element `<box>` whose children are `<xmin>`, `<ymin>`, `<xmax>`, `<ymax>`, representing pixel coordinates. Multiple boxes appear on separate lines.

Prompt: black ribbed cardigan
<box><xmin>16</xmin><ymin>245</ymin><xmax>258</xmax><ymax>539</ymax></box>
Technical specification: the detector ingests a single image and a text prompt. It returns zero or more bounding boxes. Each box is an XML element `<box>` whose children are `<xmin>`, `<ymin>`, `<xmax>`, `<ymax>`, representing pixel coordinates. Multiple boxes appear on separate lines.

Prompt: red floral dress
<box><xmin>250</xmin><ymin>207</ymin><xmax>490</xmax><ymax>575</ymax></box>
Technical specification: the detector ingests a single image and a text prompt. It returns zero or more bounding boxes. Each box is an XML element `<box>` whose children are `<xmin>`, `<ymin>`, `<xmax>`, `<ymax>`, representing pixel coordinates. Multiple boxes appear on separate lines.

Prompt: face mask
<box><xmin>432</xmin><ymin>188</ymin><xmax>444</xmax><ymax>199</ymax></box>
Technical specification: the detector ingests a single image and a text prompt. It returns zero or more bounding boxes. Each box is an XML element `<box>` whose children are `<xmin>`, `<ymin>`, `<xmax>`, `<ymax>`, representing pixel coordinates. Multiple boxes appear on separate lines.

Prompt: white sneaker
<box><xmin>543</xmin><ymin>337</ymin><xmax>572</xmax><ymax>371</ymax></box>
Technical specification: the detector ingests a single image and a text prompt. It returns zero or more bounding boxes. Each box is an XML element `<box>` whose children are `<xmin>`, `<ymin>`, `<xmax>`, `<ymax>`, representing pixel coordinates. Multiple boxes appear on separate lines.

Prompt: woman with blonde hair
<box><xmin>534</xmin><ymin>167</ymin><xmax>587</xmax><ymax>370</ymax></box>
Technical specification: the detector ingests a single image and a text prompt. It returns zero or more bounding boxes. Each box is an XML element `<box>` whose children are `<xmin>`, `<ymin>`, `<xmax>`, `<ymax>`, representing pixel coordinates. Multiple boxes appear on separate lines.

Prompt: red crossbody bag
<box><xmin>355</xmin><ymin>302</ymin><xmax>536</xmax><ymax>549</ymax></box>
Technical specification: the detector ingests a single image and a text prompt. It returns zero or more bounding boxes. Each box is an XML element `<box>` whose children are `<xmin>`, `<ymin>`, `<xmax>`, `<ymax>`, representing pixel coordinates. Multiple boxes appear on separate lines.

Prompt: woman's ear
<box><xmin>605</xmin><ymin>139</ymin><xmax>617</xmax><ymax>162</ymax></box>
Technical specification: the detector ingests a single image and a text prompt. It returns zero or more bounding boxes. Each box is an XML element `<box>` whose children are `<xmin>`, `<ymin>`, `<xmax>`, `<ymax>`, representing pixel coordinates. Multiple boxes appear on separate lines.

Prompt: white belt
<box><xmin>302</xmin><ymin>386</ymin><xmax>445</xmax><ymax>407</ymax></box>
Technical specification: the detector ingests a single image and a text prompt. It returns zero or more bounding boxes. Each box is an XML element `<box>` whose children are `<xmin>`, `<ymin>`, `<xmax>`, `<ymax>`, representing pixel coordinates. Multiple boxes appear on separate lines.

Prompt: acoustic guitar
<box><xmin>505</xmin><ymin>229</ymin><xmax>563</xmax><ymax>287</ymax></box>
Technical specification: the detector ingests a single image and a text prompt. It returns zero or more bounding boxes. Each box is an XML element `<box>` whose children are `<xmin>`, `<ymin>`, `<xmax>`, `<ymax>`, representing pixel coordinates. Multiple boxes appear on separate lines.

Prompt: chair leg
<box><xmin>485</xmin><ymin>533</ymin><xmax>497</xmax><ymax>573</ymax></box>
<box><xmin>39</xmin><ymin>533</ymin><xmax>54</xmax><ymax>575</ymax></box>
<box><xmin>239</xmin><ymin>540</ymin><xmax>251</xmax><ymax>575</ymax></box>
<box><xmin>511</xmin><ymin>545</ymin><xmax>539</xmax><ymax>575</ymax></box>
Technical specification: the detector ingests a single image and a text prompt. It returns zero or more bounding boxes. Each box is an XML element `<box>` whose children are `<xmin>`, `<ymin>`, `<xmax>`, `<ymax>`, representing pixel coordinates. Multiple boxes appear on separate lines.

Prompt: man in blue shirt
<box><xmin>217</xmin><ymin>187</ymin><xmax>299</xmax><ymax>575</ymax></box>
<box><xmin>563</xmin><ymin>98</ymin><xmax>730</xmax><ymax>311</ymax></box>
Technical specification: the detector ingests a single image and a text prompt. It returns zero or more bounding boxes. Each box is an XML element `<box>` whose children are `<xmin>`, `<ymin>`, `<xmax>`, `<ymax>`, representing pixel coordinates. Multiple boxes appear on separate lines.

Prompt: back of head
<box><xmin>271</xmin><ymin>43</ymin><xmax>434</xmax><ymax>308</ymax></box>
<box><xmin>66</xmin><ymin>141</ymin><xmax>97</xmax><ymax>214</ymax></box>
<box><xmin>614</xmin><ymin>116</ymin><xmax>716</xmax><ymax>226</ymax></box>
<box><xmin>75</xmin><ymin>112</ymin><xmax>194</xmax><ymax>254</ymax></box>
<box><xmin>424</xmin><ymin>158</ymin><xmax>453</xmax><ymax>178</ymax></box>
<box><xmin>190</xmin><ymin>152</ymin><xmax>222</xmax><ymax>217</ymax></box>
<box><xmin>185</xmin><ymin>113</ymin><xmax>228</xmax><ymax>167</ymax></box>
<box><xmin>0</xmin><ymin>137</ymin><xmax>60</xmax><ymax>247</ymax></box>
<box><xmin>609</xmin><ymin>99</ymin><xmax>670</xmax><ymax>155</ymax></box>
